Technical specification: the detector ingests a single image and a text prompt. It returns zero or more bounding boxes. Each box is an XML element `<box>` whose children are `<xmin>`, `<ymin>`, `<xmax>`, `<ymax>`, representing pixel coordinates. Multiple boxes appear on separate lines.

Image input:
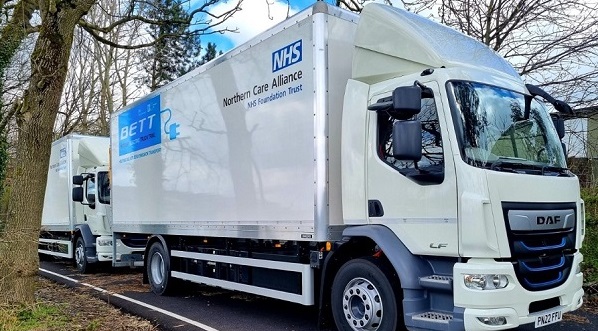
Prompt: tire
<box><xmin>147</xmin><ymin>241</ymin><xmax>176</xmax><ymax>295</ymax></box>
<box><xmin>331</xmin><ymin>258</ymin><xmax>402</xmax><ymax>331</ymax></box>
<box><xmin>75</xmin><ymin>236</ymin><xmax>92</xmax><ymax>274</ymax></box>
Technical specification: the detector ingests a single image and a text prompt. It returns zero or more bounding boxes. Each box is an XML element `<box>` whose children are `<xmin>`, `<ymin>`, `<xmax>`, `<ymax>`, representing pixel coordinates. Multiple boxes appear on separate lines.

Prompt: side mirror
<box><xmin>392</xmin><ymin>120</ymin><xmax>422</xmax><ymax>161</ymax></box>
<box><xmin>73</xmin><ymin>187</ymin><xmax>84</xmax><ymax>202</ymax></box>
<box><xmin>73</xmin><ymin>175</ymin><xmax>84</xmax><ymax>185</ymax></box>
<box><xmin>390</xmin><ymin>86</ymin><xmax>422</xmax><ymax>119</ymax></box>
<box><xmin>552</xmin><ymin>116</ymin><xmax>565</xmax><ymax>139</ymax></box>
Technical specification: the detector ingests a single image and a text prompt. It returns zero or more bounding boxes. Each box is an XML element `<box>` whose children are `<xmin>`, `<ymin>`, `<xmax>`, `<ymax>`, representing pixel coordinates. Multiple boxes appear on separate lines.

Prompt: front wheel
<box><xmin>75</xmin><ymin>236</ymin><xmax>92</xmax><ymax>274</ymax></box>
<box><xmin>331</xmin><ymin>258</ymin><xmax>402</xmax><ymax>331</ymax></box>
<box><xmin>147</xmin><ymin>241</ymin><xmax>176</xmax><ymax>295</ymax></box>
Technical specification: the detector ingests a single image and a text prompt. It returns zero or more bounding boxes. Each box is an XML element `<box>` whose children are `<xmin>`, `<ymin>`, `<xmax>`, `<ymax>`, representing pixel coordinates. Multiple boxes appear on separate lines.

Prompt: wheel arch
<box><xmin>74</xmin><ymin>224</ymin><xmax>98</xmax><ymax>264</ymax></box>
<box><xmin>342</xmin><ymin>224</ymin><xmax>432</xmax><ymax>289</ymax></box>
<box><xmin>318</xmin><ymin>224</ymin><xmax>432</xmax><ymax>328</ymax></box>
<box><xmin>74</xmin><ymin>224</ymin><xmax>95</xmax><ymax>249</ymax></box>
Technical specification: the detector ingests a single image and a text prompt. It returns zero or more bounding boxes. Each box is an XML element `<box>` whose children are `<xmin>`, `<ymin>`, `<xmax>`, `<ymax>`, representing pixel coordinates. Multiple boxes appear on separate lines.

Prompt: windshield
<box><xmin>449</xmin><ymin>81</ymin><xmax>568</xmax><ymax>175</ymax></box>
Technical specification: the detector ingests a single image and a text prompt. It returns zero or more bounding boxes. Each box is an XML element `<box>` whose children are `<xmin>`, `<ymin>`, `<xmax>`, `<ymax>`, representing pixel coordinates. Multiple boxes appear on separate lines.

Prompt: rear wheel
<box><xmin>147</xmin><ymin>241</ymin><xmax>176</xmax><ymax>295</ymax></box>
<box><xmin>331</xmin><ymin>258</ymin><xmax>402</xmax><ymax>331</ymax></box>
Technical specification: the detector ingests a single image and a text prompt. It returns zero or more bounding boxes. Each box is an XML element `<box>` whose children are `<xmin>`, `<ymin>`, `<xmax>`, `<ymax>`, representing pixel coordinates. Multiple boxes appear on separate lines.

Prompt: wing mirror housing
<box><xmin>73</xmin><ymin>175</ymin><xmax>84</xmax><ymax>185</ymax></box>
<box><xmin>551</xmin><ymin>115</ymin><xmax>565</xmax><ymax>139</ymax></box>
<box><xmin>73</xmin><ymin>187</ymin><xmax>84</xmax><ymax>202</ymax></box>
<box><xmin>393</xmin><ymin>120</ymin><xmax>422</xmax><ymax>161</ymax></box>
<box><xmin>390</xmin><ymin>86</ymin><xmax>422</xmax><ymax>119</ymax></box>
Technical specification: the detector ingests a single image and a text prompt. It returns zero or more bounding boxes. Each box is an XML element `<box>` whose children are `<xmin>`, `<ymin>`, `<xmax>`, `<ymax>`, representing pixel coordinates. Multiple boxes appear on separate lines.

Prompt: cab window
<box><xmin>97</xmin><ymin>172</ymin><xmax>110</xmax><ymax>204</ymax></box>
<box><xmin>377</xmin><ymin>97</ymin><xmax>444</xmax><ymax>185</ymax></box>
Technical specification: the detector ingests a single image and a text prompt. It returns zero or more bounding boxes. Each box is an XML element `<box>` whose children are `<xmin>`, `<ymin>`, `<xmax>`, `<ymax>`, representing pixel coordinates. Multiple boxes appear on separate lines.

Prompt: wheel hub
<box><xmin>150</xmin><ymin>252</ymin><xmax>165</xmax><ymax>285</ymax></box>
<box><xmin>342</xmin><ymin>277</ymin><xmax>383</xmax><ymax>330</ymax></box>
<box><xmin>75</xmin><ymin>242</ymin><xmax>85</xmax><ymax>267</ymax></box>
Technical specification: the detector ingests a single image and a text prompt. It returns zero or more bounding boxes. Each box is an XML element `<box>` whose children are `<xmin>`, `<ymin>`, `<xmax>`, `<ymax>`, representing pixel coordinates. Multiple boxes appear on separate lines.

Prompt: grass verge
<box><xmin>0</xmin><ymin>277</ymin><xmax>157</xmax><ymax>331</ymax></box>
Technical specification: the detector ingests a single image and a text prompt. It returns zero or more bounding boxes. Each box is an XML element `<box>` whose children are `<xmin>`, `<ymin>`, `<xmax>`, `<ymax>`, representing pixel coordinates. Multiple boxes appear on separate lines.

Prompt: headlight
<box><xmin>97</xmin><ymin>238</ymin><xmax>113</xmax><ymax>247</ymax></box>
<box><xmin>464</xmin><ymin>274</ymin><xmax>509</xmax><ymax>290</ymax></box>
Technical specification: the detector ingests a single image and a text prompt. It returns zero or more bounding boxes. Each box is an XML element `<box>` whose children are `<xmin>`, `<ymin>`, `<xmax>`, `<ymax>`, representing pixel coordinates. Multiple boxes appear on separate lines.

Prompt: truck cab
<box><xmin>336</xmin><ymin>5</ymin><xmax>583</xmax><ymax>330</ymax></box>
<box><xmin>72</xmin><ymin>167</ymin><xmax>114</xmax><ymax>269</ymax></box>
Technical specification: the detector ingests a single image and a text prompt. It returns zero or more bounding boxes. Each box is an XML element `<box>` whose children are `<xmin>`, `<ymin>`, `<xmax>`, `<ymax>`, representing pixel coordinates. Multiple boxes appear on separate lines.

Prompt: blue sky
<box><xmin>193</xmin><ymin>0</ymin><xmax>339</xmax><ymax>53</ymax></box>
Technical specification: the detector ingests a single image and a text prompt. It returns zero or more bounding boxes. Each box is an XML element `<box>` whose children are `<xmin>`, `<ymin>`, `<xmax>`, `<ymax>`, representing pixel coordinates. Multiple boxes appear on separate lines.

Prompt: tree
<box><xmin>56</xmin><ymin>0</ymin><xmax>147</xmax><ymax>136</ymax></box>
<box><xmin>336</xmin><ymin>0</ymin><xmax>598</xmax><ymax>108</ymax></box>
<box><xmin>0</xmin><ymin>0</ymin><xmax>97</xmax><ymax>304</ymax></box>
<box><xmin>435</xmin><ymin>0</ymin><xmax>598</xmax><ymax>108</ymax></box>
<box><xmin>0</xmin><ymin>0</ymin><xmax>241</xmax><ymax>305</ymax></box>
<box><xmin>0</xmin><ymin>1</ymin><xmax>36</xmax><ymax>134</ymax></box>
<box><xmin>199</xmin><ymin>41</ymin><xmax>222</xmax><ymax>65</ymax></box>
<box><xmin>139</xmin><ymin>0</ymin><xmax>202</xmax><ymax>90</ymax></box>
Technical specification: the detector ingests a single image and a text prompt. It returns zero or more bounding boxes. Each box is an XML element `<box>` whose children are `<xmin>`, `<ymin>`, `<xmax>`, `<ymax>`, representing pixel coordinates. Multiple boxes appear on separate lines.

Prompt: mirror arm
<box><xmin>526</xmin><ymin>84</ymin><xmax>555</xmax><ymax>103</ymax></box>
<box><xmin>414</xmin><ymin>80</ymin><xmax>434</xmax><ymax>98</ymax></box>
<box><xmin>368</xmin><ymin>100</ymin><xmax>393</xmax><ymax>111</ymax></box>
<box><xmin>525</xmin><ymin>84</ymin><xmax>573</xmax><ymax>115</ymax></box>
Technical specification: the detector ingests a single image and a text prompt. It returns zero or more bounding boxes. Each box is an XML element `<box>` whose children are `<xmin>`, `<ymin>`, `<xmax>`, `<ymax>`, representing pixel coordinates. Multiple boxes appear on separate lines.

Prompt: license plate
<box><xmin>534</xmin><ymin>310</ymin><xmax>562</xmax><ymax>328</ymax></box>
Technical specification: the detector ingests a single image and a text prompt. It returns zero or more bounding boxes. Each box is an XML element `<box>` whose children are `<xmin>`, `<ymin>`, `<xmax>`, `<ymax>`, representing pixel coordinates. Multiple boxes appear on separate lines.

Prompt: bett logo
<box><xmin>272</xmin><ymin>39</ymin><xmax>302</xmax><ymax>72</ymax></box>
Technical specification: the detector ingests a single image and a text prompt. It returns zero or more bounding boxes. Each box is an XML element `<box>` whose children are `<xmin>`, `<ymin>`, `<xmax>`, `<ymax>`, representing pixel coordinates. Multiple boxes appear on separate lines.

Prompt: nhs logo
<box><xmin>272</xmin><ymin>39</ymin><xmax>302</xmax><ymax>72</ymax></box>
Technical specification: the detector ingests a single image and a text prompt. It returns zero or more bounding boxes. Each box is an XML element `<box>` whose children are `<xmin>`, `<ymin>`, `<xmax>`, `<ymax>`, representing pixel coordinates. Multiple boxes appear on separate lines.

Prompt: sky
<box><xmin>192</xmin><ymin>0</ymin><xmax>399</xmax><ymax>53</ymax></box>
<box><xmin>194</xmin><ymin>0</ymin><xmax>329</xmax><ymax>52</ymax></box>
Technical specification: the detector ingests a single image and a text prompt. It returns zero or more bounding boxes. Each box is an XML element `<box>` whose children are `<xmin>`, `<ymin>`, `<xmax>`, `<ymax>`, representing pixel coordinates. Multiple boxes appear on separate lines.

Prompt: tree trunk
<box><xmin>0</xmin><ymin>0</ymin><xmax>95</xmax><ymax>305</ymax></box>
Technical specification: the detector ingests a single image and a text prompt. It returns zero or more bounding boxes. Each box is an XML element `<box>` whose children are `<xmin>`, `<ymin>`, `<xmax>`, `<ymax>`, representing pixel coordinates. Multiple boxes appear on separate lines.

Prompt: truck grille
<box><xmin>502</xmin><ymin>202</ymin><xmax>576</xmax><ymax>291</ymax></box>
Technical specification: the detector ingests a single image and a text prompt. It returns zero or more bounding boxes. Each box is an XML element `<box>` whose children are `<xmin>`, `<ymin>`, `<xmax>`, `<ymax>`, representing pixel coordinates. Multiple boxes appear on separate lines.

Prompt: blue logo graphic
<box><xmin>118</xmin><ymin>95</ymin><xmax>181</xmax><ymax>157</ymax></box>
<box><xmin>272</xmin><ymin>39</ymin><xmax>302</xmax><ymax>72</ymax></box>
<box><xmin>118</xmin><ymin>95</ymin><xmax>161</xmax><ymax>156</ymax></box>
<box><xmin>161</xmin><ymin>108</ymin><xmax>180</xmax><ymax>141</ymax></box>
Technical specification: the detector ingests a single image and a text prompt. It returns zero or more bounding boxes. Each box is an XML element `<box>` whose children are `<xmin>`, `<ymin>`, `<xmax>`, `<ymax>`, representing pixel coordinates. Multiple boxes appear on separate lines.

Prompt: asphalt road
<box><xmin>40</xmin><ymin>260</ymin><xmax>597</xmax><ymax>331</ymax></box>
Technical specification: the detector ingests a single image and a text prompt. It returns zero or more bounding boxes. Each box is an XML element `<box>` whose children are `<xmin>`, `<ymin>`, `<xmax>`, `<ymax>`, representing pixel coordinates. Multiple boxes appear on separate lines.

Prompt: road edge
<box><xmin>39</xmin><ymin>267</ymin><xmax>217</xmax><ymax>331</ymax></box>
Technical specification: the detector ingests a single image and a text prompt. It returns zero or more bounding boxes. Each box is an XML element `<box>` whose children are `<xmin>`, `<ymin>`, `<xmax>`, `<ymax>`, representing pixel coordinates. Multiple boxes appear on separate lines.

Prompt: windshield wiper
<box><xmin>540</xmin><ymin>165</ymin><xmax>570</xmax><ymax>176</ymax></box>
<box><xmin>490</xmin><ymin>159</ymin><xmax>527</xmax><ymax>173</ymax></box>
<box><xmin>489</xmin><ymin>158</ymin><xmax>569</xmax><ymax>176</ymax></box>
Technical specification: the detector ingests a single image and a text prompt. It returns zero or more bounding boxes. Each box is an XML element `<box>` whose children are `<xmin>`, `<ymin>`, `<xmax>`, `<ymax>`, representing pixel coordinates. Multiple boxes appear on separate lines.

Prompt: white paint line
<box><xmin>39</xmin><ymin>268</ymin><xmax>219</xmax><ymax>331</ymax></box>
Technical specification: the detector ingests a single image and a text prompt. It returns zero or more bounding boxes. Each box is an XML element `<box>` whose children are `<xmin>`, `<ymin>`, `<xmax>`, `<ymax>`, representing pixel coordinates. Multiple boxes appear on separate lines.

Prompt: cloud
<box><xmin>209</xmin><ymin>0</ymin><xmax>299</xmax><ymax>47</ymax></box>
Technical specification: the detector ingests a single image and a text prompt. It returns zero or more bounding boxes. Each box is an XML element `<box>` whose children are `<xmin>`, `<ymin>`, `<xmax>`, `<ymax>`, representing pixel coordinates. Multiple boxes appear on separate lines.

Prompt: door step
<box><xmin>419</xmin><ymin>275</ymin><xmax>453</xmax><ymax>291</ymax></box>
<box><xmin>412</xmin><ymin>311</ymin><xmax>453</xmax><ymax>324</ymax></box>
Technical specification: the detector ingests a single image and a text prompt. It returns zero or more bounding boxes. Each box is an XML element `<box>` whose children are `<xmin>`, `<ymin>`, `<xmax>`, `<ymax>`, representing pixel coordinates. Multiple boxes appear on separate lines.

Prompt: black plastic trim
<box><xmin>502</xmin><ymin>202</ymin><xmax>577</xmax><ymax>291</ymax></box>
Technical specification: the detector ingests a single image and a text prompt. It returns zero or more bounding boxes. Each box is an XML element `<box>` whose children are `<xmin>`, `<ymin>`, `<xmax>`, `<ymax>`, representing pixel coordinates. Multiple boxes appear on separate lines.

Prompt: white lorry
<box><xmin>39</xmin><ymin>134</ymin><xmax>145</xmax><ymax>273</ymax></box>
<box><xmin>75</xmin><ymin>2</ymin><xmax>584</xmax><ymax>330</ymax></box>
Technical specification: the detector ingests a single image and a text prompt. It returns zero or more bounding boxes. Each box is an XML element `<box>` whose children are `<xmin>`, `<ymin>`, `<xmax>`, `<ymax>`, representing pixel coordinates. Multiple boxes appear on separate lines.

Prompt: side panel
<box><xmin>341</xmin><ymin>80</ymin><xmax>370</xmax><ymax>224</ymax></box>
<box><xmin>326</xmin><ymin>14</ymin><xmax>359</xmax><ymax>226</ymax></box>
<box><xmin>41</xmin><ymin>137</ymin><xmax>78</xmax><ymax>231</ymax></box>
<box><xmin>112</xmin><ymin>17</ymin><xmax>331</xmax><ymax>241</ymax></box>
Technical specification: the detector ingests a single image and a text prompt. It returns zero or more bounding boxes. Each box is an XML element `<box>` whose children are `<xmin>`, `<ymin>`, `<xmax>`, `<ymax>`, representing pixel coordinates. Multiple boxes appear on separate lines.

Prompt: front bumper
<box><xmin>454</xmin><ymin>253</ymin><xmax>584</xmax><ymax>330</ymax></box>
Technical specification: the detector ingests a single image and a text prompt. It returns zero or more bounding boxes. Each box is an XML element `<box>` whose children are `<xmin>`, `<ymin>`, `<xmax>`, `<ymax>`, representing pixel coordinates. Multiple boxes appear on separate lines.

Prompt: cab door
<box><xmin>83</xmin><ymin>172</ymin><xmax>110</xmax><ymax>236</ymax></box>
<box><xmin>366</xmin><ymin>80</ymin><xmax>458</xmax><ymax>256</ymax></box>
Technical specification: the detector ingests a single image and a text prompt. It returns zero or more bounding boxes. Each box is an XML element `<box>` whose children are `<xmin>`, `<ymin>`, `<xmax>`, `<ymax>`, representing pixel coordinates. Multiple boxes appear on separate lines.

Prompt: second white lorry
<box><xmin>39</xmin><ymin>134</ymin><xmax>145</xmax><ymax>272</ymax></box>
